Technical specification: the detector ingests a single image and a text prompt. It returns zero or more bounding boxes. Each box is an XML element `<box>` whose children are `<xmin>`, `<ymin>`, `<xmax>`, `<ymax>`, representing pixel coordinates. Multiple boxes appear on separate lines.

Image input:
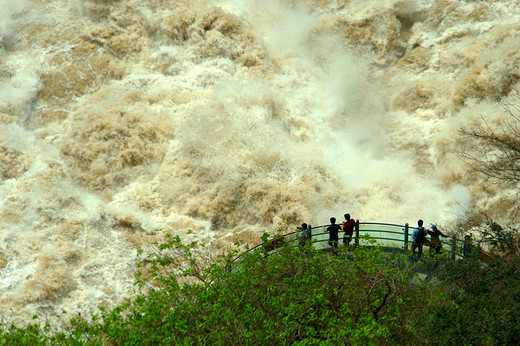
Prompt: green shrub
<box><xmin>82</xmin><ymin>236</ymin><xmax>431</xmax><ymax>344</ymax></box>
<box><xmin>424</xmin><ymin>255</ymin><xmax>520</xmax><ymax>345</ymax></box>
<box><xmin>8</xmin><ymin>232</ymin><xmax>516</xmax><ymax>344</ymax></box>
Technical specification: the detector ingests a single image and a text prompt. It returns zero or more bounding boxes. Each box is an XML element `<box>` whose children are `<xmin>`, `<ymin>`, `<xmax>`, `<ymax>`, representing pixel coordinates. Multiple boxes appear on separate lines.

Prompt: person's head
<box><xmin>301</xmin><ymin>223</ymin><xmax>307</xmax><ymax>230</ymax></box>
<box><xmin>330</xmin><ymin>217</ymin><xmax>336</xmax><ymax>224</ymax></box>
<box><xmin>344</xmin><ymin>213</ymin><xmax>350</xmax><ymax>220</ymax></box>
<box><xmin>418</xmin><ymin>219</ymin><xmax>423</xmax><ymax>227</ymax></box>
<box><xmin>429</xmin><ymin>222</ymin><xmax>437</xmax><ymax>229</ymax></box>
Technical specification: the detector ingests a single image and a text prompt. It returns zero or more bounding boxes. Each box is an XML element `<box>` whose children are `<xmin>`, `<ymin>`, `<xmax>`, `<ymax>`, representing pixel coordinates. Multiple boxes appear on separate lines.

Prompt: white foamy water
<box><xmin>1</xmin><ymin>0</ymin><xmax>519</xmax><ymax>325</ymax></box>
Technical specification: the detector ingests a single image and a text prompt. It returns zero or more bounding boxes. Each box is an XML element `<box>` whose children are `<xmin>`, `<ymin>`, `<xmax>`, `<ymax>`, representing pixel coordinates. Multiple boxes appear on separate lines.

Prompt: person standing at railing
<box><xmin>411</xmin><ymin>219</ymin><xmax>428</xmax><ymax>262</ymax></box>
<box><xmin>342</xmin><ymin>213</ymin><xmax>356</xmax><ymax>250</ymax></box>
<box><xmin>298</xmin><ymin>223</ymin><xmax>311</xmax><ymax>247</ymax></box>
<box><xmin>427</xmin><ymin>222</ymin><xmax>448</xmax><ymax>254</ymax></box>
<box><xmin>323</xmin><ymin>217</ymin><xmax>341</xmax><ymax>253</ymax></box>
<box><xmin>463</xmin><ymin>234</ymin><xmax>473</xmax><ymax>257</ymax></box>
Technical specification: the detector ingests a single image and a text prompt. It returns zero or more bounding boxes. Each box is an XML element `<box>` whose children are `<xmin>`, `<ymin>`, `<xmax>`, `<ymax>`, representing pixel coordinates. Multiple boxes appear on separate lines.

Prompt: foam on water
<box><xmin>1</xmin><ymin>0</ymin><xmax>520</xmax><ymax>325</ymax></box>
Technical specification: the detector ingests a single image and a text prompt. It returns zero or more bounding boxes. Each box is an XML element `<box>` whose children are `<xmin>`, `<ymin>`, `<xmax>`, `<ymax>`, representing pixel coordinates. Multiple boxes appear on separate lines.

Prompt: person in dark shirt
<box><xmin>463</xmin><ymin>234</ymin><xmax>473</xmax><ymax>257</ymax></box>
<box><xmin>342</xmin><ymin>213</ymin><xmax>356</xmax><ymax>250</ymax></box>
<box><xmin>411</xmin><ymin>219</ymin><xmax>428</xmax><ymax>262</ymax></box>
<box><xmin>323</xmin><ymin>217</ymin><xmax>341</xmax><ymax>253</ymax></box>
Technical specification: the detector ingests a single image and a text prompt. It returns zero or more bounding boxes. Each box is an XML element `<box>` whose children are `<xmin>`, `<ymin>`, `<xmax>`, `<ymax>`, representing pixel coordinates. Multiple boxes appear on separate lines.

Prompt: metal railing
<box><xmin>233</xmin><ymin>220</ymin><xmax>465</xmax><ymax>263</ymax></box>
<box><xmin>311</xmin><ymin>221</ymin><xmax>463</xmax><ymax>260</ymax></box>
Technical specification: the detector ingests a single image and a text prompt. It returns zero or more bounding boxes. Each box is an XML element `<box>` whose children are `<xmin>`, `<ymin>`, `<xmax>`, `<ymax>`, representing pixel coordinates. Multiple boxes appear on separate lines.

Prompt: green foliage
<box><xmin>101</xmin><ymin>239</ymin><xmax>428</xmax><ymax>344</ymax></box>
<box><xmin>0</xmin><ymin>324</ymin><xmax>49</xmax><ymax>345</ymax></box>
<box><xmin>2</xmin><ymin>231</ymin><xmax>520</xmax><ymax>344</ymax></box>
<box><xmin>0</xmin><ymin>237</ymin><xmax>427</xmax><ymax>344</ymax></box>
<box><xmin>424</xmin><ymin>255</ymin><xmax>520</xmax><ymax>344</ymax></box>
<box><xmin>481</xmin><ymin>221</ymin><xmax>520</xmax><ymax>256</ymax></box>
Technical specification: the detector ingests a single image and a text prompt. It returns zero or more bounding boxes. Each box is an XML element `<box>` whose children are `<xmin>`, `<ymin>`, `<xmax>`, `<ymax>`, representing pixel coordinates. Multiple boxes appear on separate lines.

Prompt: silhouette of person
<box><xmin>323</xmin><ymin>217</ymin><xmax>341</xmax><ymax>253</ymax></box>
<box><xmin>411</xmin><ymin>219</ymin><xmax>428</xmax><ymax>262</ymax></box>
<box><xmin>298</xmin><ymin>223</ymin><xmax>310</xmax><ymax>247</ymax></box>
<box><xmin>427</xmin><ymin>222</ymin><xmax>448</xmax><ymax>254</ymax></box>
<box><xmin>463</xmin><ymin>234</ymin><xmax>473</xmax><ymax>257</ymax></box>
<box><xmin>342</xmin><ymin>213</ymin><xmax>356</xmax><ymax>250</ymax></box>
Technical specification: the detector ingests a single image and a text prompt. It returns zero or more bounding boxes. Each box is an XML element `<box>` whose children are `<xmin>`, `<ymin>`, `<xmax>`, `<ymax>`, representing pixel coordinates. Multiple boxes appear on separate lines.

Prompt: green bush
<box><xmin>82</xmin><ymin>237</ymin><xmax>431</xmax><ymax>344</ymax></box>
<box><xmin>424</xmin><ymin>255</ymin><xmax>520</xmax><ymax>345</ymax></box>
<box><xmin>5</xmin><ymin>231</ymin><xmax>520</xmax><ymax>344</ymax></box>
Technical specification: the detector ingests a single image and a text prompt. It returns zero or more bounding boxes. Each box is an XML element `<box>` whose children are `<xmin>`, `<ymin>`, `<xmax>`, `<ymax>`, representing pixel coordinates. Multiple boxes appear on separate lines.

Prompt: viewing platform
<box><xmin>235</xmin><ymin>221</ymin><xmax>466</xmax><ymax>265</ymax></box>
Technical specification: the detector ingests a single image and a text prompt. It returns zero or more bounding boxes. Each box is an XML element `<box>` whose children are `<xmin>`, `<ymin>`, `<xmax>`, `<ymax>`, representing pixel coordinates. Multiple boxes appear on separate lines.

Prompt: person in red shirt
<box><xmin>342</xmin><ymin>213</ymin><xmax>356</xmax><ymax>250</ymax></box>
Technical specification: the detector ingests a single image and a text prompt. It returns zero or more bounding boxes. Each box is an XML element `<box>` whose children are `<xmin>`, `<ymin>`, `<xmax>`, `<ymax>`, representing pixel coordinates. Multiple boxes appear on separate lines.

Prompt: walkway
<box><xmin>251</xmin><ymin>221</ymin><xmax>463</xmax><ymax>257</ymax></box>
<box><xmin>232</xmin><ymin>221</ymin><xmax>466</xmax><ymax>276</ymax></box>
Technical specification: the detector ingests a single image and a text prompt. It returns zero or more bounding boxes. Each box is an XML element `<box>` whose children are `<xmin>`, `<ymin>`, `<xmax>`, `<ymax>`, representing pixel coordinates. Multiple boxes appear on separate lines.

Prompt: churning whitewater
<box><xmin>1</xmin><ymin>0</ymin><xmax>519</xmax><ymax>325</ymax></box>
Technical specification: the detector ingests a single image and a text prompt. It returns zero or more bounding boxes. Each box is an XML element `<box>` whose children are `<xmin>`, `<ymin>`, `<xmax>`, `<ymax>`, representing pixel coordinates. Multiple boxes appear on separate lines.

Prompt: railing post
<box><xmin>451</xmin><ymin>236</ymin><xmax>456</xmax><ymax>261</ymax></box>
<box><xmin>404</xmin><ymin>223</ymin><xmax>409</xmax><ymax>251</ymax></box>
<box><xmin>354</xmin><ymin>220</ymin><xmax>360</xmax><ymax>247</ymax></box>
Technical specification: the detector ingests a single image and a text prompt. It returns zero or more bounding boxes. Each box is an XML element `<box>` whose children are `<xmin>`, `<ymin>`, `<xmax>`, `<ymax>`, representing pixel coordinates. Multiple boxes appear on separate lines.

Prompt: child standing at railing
<box><xmin>298</xmin><ymin>223</ymin><xmax>311</xmax><ymax>247</ymax></box>
<box><xmin>323</xmin><ymin>217</ymin><xmax>341</xmax><ymax>254</ymax></box>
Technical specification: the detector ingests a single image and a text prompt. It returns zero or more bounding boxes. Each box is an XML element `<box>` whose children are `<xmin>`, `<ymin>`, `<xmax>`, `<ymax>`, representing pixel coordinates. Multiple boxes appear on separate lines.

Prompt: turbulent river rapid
<box><xmin>1</xmin><ymin>0</ymin><xmax>519</xmax><ymax>325</ymax></box>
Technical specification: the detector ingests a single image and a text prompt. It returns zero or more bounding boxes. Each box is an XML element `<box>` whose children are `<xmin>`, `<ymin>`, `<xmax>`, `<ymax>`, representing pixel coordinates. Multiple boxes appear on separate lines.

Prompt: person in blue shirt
<box><xmin>411</xmin><ymin>219</ymin><xmax>428</xmax><ymax>262</ymax></box>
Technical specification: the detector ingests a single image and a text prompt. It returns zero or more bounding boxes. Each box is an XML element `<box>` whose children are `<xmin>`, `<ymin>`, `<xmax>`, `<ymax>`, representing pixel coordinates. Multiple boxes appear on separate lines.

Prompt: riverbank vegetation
<box><xmin>1</xmin><ymin>224</ymin><xmax>519</xmax><ymax>345</ymax></box>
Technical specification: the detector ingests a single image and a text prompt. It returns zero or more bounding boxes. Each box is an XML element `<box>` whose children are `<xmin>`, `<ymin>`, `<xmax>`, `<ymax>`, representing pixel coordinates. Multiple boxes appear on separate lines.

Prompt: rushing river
<box><xmin>1</xmin><ymin>0</ymin><xmax>519</xmax><ymax>325</ymax></box>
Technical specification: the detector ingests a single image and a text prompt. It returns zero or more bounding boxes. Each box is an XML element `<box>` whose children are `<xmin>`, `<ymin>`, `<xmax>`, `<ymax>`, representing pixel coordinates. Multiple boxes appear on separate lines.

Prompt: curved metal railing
<box><xmin>232</xmin><ymin>221</ymin><xmax>466</xmax><ymax>264</ymax></box>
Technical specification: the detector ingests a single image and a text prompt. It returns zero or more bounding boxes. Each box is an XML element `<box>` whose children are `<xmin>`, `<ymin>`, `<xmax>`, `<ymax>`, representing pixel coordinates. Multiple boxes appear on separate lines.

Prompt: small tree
<box><xmin>459</xmin><ymin>89</ymin><xmax>520</xmax><ymax>187</ymax></box>
<box><xmin>481</xmin><ymin>221</ymin><xmax>520</xmax><ymax>257</ymax></box>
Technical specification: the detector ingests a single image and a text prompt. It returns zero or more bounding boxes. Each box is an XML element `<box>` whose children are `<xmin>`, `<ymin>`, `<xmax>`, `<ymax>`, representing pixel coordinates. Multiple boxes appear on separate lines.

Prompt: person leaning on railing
<box><xmin>298</xmin><ymin>223</ymin><xmax>311</xmax><ymax>247</ymax></box>
<box><xmin>323</xmin><ymin>217</ymin><xmax>341</xmax><ymax>253</ymax></box>
<box><xmin>427</xmin><ymin>222</ymin><xmax>448</xmax><ymax>254</ymax></box>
